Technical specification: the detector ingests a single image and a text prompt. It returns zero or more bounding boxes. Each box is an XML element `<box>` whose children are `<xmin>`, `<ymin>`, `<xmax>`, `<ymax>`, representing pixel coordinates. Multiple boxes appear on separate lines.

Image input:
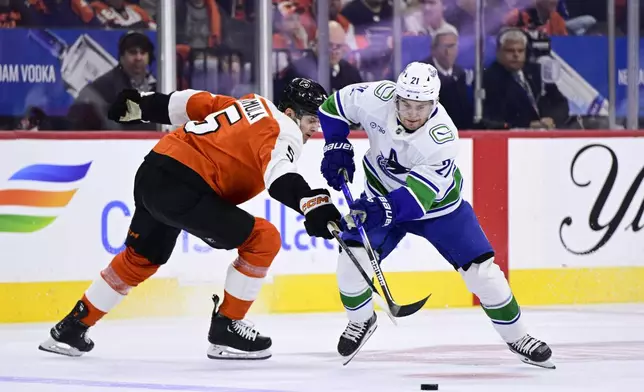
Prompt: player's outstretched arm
<box><xmin>318</xmin><ymin>85</ymin><xmax>365</xmax><ymax>190</ymax></box>
<box><xmin>107</xmin><ymin>89</ymin><xmax>235</xmax><ymax>125</ymax></box>
<box><xmin>343</xmin><ymin>158</ymin><xmax>459</xmax><ymax>232</ymax></box>
<box><xmin>261</xmin><ymin>123</ymin><xmax>341</xmax><ymax>239</ymax></box>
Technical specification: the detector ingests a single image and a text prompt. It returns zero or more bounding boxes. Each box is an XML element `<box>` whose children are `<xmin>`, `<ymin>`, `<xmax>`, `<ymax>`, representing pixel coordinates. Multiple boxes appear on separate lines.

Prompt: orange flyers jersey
<box><xmin>152</xmin><ymin>90</ymin><xmax>303</xmax><ymax>205</ymax></box>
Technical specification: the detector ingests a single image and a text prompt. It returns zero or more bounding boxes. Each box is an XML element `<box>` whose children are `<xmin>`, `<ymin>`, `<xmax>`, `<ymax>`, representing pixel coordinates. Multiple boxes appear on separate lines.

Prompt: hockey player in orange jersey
<box><xmin>39</xmin><ymin>78</ymin><xmax>342</xmax><ymax>360</ymax></box>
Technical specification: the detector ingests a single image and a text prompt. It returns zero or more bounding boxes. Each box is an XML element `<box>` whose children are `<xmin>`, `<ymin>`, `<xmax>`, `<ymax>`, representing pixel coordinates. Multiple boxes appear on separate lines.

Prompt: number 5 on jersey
<box><xmin>184</xmin><ymin>105</ymin><xmax>242</xmax><ymax>135</ymax></box>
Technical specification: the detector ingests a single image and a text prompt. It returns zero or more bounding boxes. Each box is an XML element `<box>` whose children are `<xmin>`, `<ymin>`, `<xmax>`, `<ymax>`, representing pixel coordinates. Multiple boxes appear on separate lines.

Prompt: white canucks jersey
<box><xmin>319</xmin><ymin>81</ymin><xmax>463</xmax><ymax>220</ymax></box>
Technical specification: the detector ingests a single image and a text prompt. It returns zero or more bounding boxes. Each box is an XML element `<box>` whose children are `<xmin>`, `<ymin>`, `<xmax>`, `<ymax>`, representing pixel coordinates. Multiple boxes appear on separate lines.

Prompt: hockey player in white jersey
<box><xmin>318</xmin><ymin>62</ymin><xmax>555</xmax><ymax>369</ymax></box>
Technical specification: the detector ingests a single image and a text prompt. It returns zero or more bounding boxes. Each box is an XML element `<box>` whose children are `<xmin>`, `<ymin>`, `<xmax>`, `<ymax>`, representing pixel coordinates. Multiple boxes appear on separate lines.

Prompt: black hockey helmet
<box><xmin>277</xmin><ymin>78</ymin><xmax>327</xmax><ymax>117</ymax></box>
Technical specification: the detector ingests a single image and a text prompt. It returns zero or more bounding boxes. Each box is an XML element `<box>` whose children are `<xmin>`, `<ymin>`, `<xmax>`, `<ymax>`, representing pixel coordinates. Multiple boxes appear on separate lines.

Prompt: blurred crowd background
<box><xmin>0</xmin><ymin>0</ymin><xmax>642</xmax><ymax>132</ymax></box>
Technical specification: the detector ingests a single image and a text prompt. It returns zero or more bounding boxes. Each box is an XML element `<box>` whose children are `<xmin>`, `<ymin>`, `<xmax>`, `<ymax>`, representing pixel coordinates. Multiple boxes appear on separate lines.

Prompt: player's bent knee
<box><xmin>238</xmin><ymin>218</ymin><xmax>281</xmax><ymax>268</ymax></box>
<box><xmin>125</xmin><ymin>230</ymin><xmax>176</xmax><ymax>266</ymax></box>
<box><xmin>108</xmin><ymin>247</ymin><xmax>160</xmax><ymax>287</ymax></box>
<box><xmin>459</xmin><ymin>257</ymin><xmax>507</xmax><ymax>294</ymax></box>
<box><xmin>336</xmin><ymin>246</ymin><xmax>372</xmax><ymax>285</ymax></box>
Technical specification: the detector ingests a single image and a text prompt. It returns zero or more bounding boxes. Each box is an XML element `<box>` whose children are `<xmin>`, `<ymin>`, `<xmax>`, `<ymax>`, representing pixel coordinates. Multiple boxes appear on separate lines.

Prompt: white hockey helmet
<box><xmin>395</xmin><ymin>62</ymin><xmax>441</xmax><ymax>131</ymax></box>
<box><xmin>395</xmin><ymin>62</ymin><xmax>441</xmax><ymax>102</ymax></box>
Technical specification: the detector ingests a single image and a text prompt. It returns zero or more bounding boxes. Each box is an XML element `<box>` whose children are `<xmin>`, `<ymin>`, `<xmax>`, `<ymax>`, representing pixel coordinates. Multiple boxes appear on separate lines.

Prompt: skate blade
<box><xmin>38</xmin><ymin>337</ymin><xmax>85</xmax><ymax>357</ymax></box>
<box><xmin>341</xmin><ymin>323</ymin><xmax>378</xmax><ymax>366</ymax></box>
<box><xmin>516</xmin><ymin>354</ymin><xmax>556</xmax><ymax>369</ymax></box>
<box><xmin>207</xmin><ymin>344</ymin><xmax>272</xmax><ymax>360</ymax></box>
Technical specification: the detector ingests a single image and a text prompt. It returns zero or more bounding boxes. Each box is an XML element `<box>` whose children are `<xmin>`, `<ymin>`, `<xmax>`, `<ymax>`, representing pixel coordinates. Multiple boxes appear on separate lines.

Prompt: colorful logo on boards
<box><xmin>0</xmin><ymin>162</ymin><xmax>92</xmax><ymax>233</ymax></box>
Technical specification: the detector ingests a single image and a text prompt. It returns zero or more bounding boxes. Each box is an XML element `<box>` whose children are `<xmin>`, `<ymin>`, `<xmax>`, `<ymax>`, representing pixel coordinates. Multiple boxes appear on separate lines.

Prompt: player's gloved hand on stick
<box><xmin>341</xmin><ymin>195</ymin><xmax>397</xmax><ymax>233</ymax></box>
<box><xmin>300</xmin><ymin>189</ymin><xmax>342</xmax><ymax>239</ymax></box>
<box><xmin>108</xmin><ymin>89</ymin><xmax>144</xmax><ymax>123</ymax></box>
<box><xmin>321</xmin><ymin>139</ymin><xmax>355</xmax><ymax>191</ymax></box>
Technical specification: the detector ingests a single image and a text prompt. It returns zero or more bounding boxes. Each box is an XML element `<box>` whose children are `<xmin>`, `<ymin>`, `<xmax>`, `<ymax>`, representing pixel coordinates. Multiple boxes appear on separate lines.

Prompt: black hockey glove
<box><xmin>300</xmin><ymin>189</ymin><xmax>342</xmax><ymax>240</ymax></box>
<box><xmin>108</xmin><ymin>89</ymin><xmax>145</xmax><ymax>123</ymax></box>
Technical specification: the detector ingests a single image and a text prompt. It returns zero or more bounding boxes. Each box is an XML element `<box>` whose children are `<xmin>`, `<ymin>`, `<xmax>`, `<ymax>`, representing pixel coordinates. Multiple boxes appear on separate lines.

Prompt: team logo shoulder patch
<box><xmin>429</xmin><ymin>125</ymin><xmax>455</xmax><ymax>144</ymax></box>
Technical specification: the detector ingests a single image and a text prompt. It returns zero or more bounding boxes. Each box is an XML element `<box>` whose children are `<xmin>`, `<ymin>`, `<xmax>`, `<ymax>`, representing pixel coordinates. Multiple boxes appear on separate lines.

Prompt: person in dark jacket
<box><xmin>275</xmin><ymin>20</ymin><xmax>362</xmax><ymax>102</ymax></box>
<box><xmin>483</xmin><ymin>28</ymin><xmax>569</xmax><ymax>129</ymax></box>
<box><xmin>422</xmin><ymin>24</ymin><xmax>472</xmax><ymax>130</ymax></box>
<box><xmin>68</xmin><ymin>31</ymin><xmax>157</xmax><ymax>130</ymax></box>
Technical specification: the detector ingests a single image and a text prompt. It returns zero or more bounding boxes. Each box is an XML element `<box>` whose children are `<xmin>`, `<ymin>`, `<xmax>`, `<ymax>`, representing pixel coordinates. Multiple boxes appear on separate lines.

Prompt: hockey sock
<box><xmin>336</xmin><ymin>246</ymin><xmax>375</xmax><ymax>323</ymax></box>
<box><xmin>81</xmin><ymin>247</ymin><xmax>160</xmax><ymax>326</ymax></box>
<box><xmin>459</xmin><ymin>257</ymin><xmax>527</xmax><ymax>343</ymax></box>
<box><xmin>220</xmin><ymin>218</ymin><xmax>279</xmax><ymax>320</ymax></box>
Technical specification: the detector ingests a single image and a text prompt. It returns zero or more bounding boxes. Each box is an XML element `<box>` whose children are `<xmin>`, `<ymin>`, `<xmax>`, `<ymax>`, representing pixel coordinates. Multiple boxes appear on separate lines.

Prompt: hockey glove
<box><xmin>108</xmin><ymin>89</ymin><xmax>145</xmax><ymax>123</ymax></box>
<box><xmin>300</xmin><ymin>189</ymin><xmax>342</xmax><ymax>239</ymax></box>
<box><xmin>341</xmin><ymin>196</ymin><xmax>396</xmax><ymax>233</ymax></box>
<box><xmin>321</xmin><ymin>140</ymin><xmax>355</xmax><ymax>191</ymax></box>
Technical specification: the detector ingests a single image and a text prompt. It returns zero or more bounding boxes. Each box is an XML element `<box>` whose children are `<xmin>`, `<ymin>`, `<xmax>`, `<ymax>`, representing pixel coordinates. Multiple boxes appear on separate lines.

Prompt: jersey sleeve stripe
<box><xmin>432</xmin><ymin>170</ymin><xmax>463</xmax><ymax>209</ymax></box>
<box><xmin>168</xmin><ymin>89</ymin><xmax>201</xmax><ymax>124</ymax></box>
<box><xmin>335</xmin><ymin>91</ymin><xmax>347</xmax><ymax>119</ymax></box>
<box><xmin>406</xmin><ymin>176</ymin><xmax>437</xmax><ymax>211</ymax></box>
<box><xmin>319</xmin><ymin>94</ymin><xmax>350</xmax><ymax>124</ymax></box>
<box><xmin>409</xmin><ymin>171</ymin><xmax>440</xmax><ymax>194</ymax></box>
<box><xmin>434</xmin><ymin>165</ymin><xmax>458</xmax><ymax>202</ymax></box>
<box><xmin>401</xmin><ymin>185</ymin><xmax>426</xmax><ymax>213</ymax></box>
<box><xmin>365</xmin><ymin>180</ymin><xmax>383</xmax><ymax>197</ymax></box>
<box><xmin>361</xmin><ymin>158</ymin><xmax>390</xmax><ymax>196</ymax></box>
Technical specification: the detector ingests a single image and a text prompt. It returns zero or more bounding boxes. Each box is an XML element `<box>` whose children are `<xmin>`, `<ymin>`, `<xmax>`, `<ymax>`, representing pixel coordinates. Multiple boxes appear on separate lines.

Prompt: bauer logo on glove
<box><xmin>323</xmin><ymin>142</ymin><xmax>353</xmax><ymax>153</ymax></box>
<box><xmin>321</xmin><ymin>140</ymin><xmax>356</xmax><ymax>191</ymax></box>
<box><xmin>342</xmin><ymin>196</ymin><xmax>395</xmax><ymax>232</ymax></box>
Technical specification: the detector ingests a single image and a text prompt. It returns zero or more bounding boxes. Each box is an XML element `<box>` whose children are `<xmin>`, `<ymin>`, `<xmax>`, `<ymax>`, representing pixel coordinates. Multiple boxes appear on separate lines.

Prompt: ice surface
<box><xmin>1</xmin><ymin>304</ymin><xmax>643</xmax><ymax>392</ymax></box>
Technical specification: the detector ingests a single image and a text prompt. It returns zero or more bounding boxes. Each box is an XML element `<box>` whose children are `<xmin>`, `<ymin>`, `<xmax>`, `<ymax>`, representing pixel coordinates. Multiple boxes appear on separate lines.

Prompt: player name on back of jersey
<box><xmin>240</xmin><ymin>97</ymin><xmax>268</xmax><ymax>124</ymax></box>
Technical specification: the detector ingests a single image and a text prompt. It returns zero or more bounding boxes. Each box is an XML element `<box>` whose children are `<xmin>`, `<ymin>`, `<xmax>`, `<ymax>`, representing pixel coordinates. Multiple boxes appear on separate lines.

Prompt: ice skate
<box><xmin>38</xmin><ymin>300</ymin><xmax>94</xmax><ymax>357</ymax></box>
<box><xmin>508</xmin><ymin>334</ymin><xmax>556</xmax><ymax>369</ymax></box>
<box><xmin>337</xmin><ymin>312</ymin><xmax>378</xmax><ymax>365</ymax></box>
<box><xmin>207</xmin><ymin>295</ymin><xmax>272</xmax><ymax>360</ymax></box>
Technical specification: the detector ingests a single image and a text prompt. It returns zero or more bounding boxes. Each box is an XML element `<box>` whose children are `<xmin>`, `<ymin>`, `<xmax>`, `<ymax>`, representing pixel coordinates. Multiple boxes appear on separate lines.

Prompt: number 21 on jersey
<box><xmin>184</xmin><ymin>105</ymin><xmax>242</xmax><ymax>135</ymax></box>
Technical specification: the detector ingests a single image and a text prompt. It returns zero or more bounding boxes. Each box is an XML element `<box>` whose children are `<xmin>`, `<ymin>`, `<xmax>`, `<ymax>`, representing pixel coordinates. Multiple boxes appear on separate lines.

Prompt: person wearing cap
<box><xmin>67</xmin><ymin>31</ymin><xmax>158</xmax><ymax>131</ymax></box>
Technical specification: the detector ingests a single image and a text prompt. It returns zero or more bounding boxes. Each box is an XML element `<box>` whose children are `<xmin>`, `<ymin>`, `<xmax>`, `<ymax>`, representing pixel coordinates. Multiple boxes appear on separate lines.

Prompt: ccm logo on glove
<box><xmin>300</xmin><ymin>195</ymin><xmax>331</xmax><ymax>214</ymax></box>
<box><xmin>323</xmin><ymin>142</ymin><xmax>353</xmax><ymax>153</ymax></box>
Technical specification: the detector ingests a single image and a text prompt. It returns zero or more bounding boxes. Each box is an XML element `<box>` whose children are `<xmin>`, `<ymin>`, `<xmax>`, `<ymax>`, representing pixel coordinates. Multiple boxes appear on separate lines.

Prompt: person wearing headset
<box><xmin>67</xmin><ymin>31</ymin><xmax>158</xmax><ymax>131</ymax></box>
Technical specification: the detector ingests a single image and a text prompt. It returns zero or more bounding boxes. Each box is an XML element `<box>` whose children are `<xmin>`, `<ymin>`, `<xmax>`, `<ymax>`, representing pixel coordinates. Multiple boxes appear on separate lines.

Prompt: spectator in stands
<box><xmin>275</xmin><ymin>20</ymin><xmax>363</xmax><ymax>99</ymax></box>
<box><xmin>0</xmin><ymin>0</ymin><xmax>32</xmax><ymax>27</ymax></box>
<box><xmin>556</xmin><ymin>0</ymin><xmax>596</xmax><ymax>36</ymax></box>
<box><xmin>67</xmin><ymin>31</ymin><xmax>157</xmax><ymax>131</ymax></box>
<box><xmin>176</xmin><ymin>0</ymin><xmax>220</xmax><ymax>49</ymax></box>
<box><xmin>341</xmin><ymin>0</ymin><xmax>393</xmax><ymax>35</ymax></box>
<box><xmin>273</xmin><ymin>1</ymin><xmax>310</xmax><ymax>75</ymax></box>
<box><xmin>138</xmin><ymin>0</ymin><xmax>157</xmax><ymax>20</ymax></box>
<box><xmin>14</xmin><ymin>106</ymin><xmax>47</xmax><ymax>131</ymax></box>
<box><xmin>28</xmin><ymin>0</ymin><xmax>99</xmax><ymax>27</ymax></box>
<box><xmin>422</xmin><ymin>25</ymin><xmax>472</xmax><ymax>129</ymax></box>
<box><xmin>355</xmin><ymin>25</ymin><xmax>394</xmax><ymax>81</ymax></box>
<box><xmin>90</xmin><ymin>0</ymin><xmax>156</xmax><ymax>29</ymax></box>
<box><xmin>445</xmin><ymin>0</ymin><xmax>513</xmax><ymax>37</ymax></box>
<box><xmin>273</xmin><ymin>0</ymin><xmax>317</xmax><ymax>42</ymax></box>
<box><xmin>219</xmin><ymin>0</ymin><xmax>255</xmax><ymax>21</ymax></box>
<box><xmin>483</xmin><ymin>29</ymin><xmax>569</xmax><ymax>129</ymax></box>
<box><xmin>330</xmin><ymin>0</ymin><xmax>358</xmax><ymax>50</ymax></box>
<box><xmin>506</xmin><ymin>0</ymin><xmax>568</xmax><ymax>36</ymax></box>
<box><xmin>405</xmin><ymin>0</ymin><xmax>457</xmax><ymax>37</ymax></box>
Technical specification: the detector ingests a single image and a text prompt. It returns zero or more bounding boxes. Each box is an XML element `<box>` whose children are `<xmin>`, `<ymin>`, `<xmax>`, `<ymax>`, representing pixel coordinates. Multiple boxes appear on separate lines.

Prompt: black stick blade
<box><xmin>390</xmin><ymin>294</ymin><xmax>431</xmax><ymax>317</ymax></box>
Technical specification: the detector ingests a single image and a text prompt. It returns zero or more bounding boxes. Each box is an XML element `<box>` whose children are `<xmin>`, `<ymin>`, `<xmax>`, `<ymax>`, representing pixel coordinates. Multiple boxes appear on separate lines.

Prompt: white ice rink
<box><xmin>1</xmin><ymin>304</ymin><xmax>643</xmax><ymax>392</ymax></box>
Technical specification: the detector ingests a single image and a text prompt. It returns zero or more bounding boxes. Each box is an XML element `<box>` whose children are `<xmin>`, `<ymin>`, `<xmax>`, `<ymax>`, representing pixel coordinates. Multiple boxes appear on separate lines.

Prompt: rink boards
<box><xmin>0</xmin><ymin>131</ymin><xmax>643</xmax><ymax>322</ymax></box>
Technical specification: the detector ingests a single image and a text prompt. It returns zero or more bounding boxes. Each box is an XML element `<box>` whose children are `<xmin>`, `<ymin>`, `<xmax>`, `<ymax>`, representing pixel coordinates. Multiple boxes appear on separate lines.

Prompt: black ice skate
<box><xmin>38</xmin><ymin>300</ymin><xmax>94</xmax><ymax>357</ymax></box>
<box><xmin>508</xmin><ymin>334</ymin><xmax>555</xmax><ymax>369</ymax></box>
<box><xmin>207</xmin><ymin>294</ymin><xmax>272</xmax><ymax>360</ymax></box>
<box><xmin>337</xmin><ymin>312</ymin><xmax>378</xmax><ymax>366</ymax></box>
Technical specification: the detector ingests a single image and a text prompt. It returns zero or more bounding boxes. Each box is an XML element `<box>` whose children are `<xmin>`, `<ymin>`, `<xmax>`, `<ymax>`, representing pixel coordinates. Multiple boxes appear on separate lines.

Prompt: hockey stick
<box><xmin>327</xmin><ymin>221</ymin><xmax>397</xmax><ymax>326</ymax></box>
<box><xmin>338</xmin><ymin>173</ymin><xmax>430</xmax><ymax>318</ymax></box>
